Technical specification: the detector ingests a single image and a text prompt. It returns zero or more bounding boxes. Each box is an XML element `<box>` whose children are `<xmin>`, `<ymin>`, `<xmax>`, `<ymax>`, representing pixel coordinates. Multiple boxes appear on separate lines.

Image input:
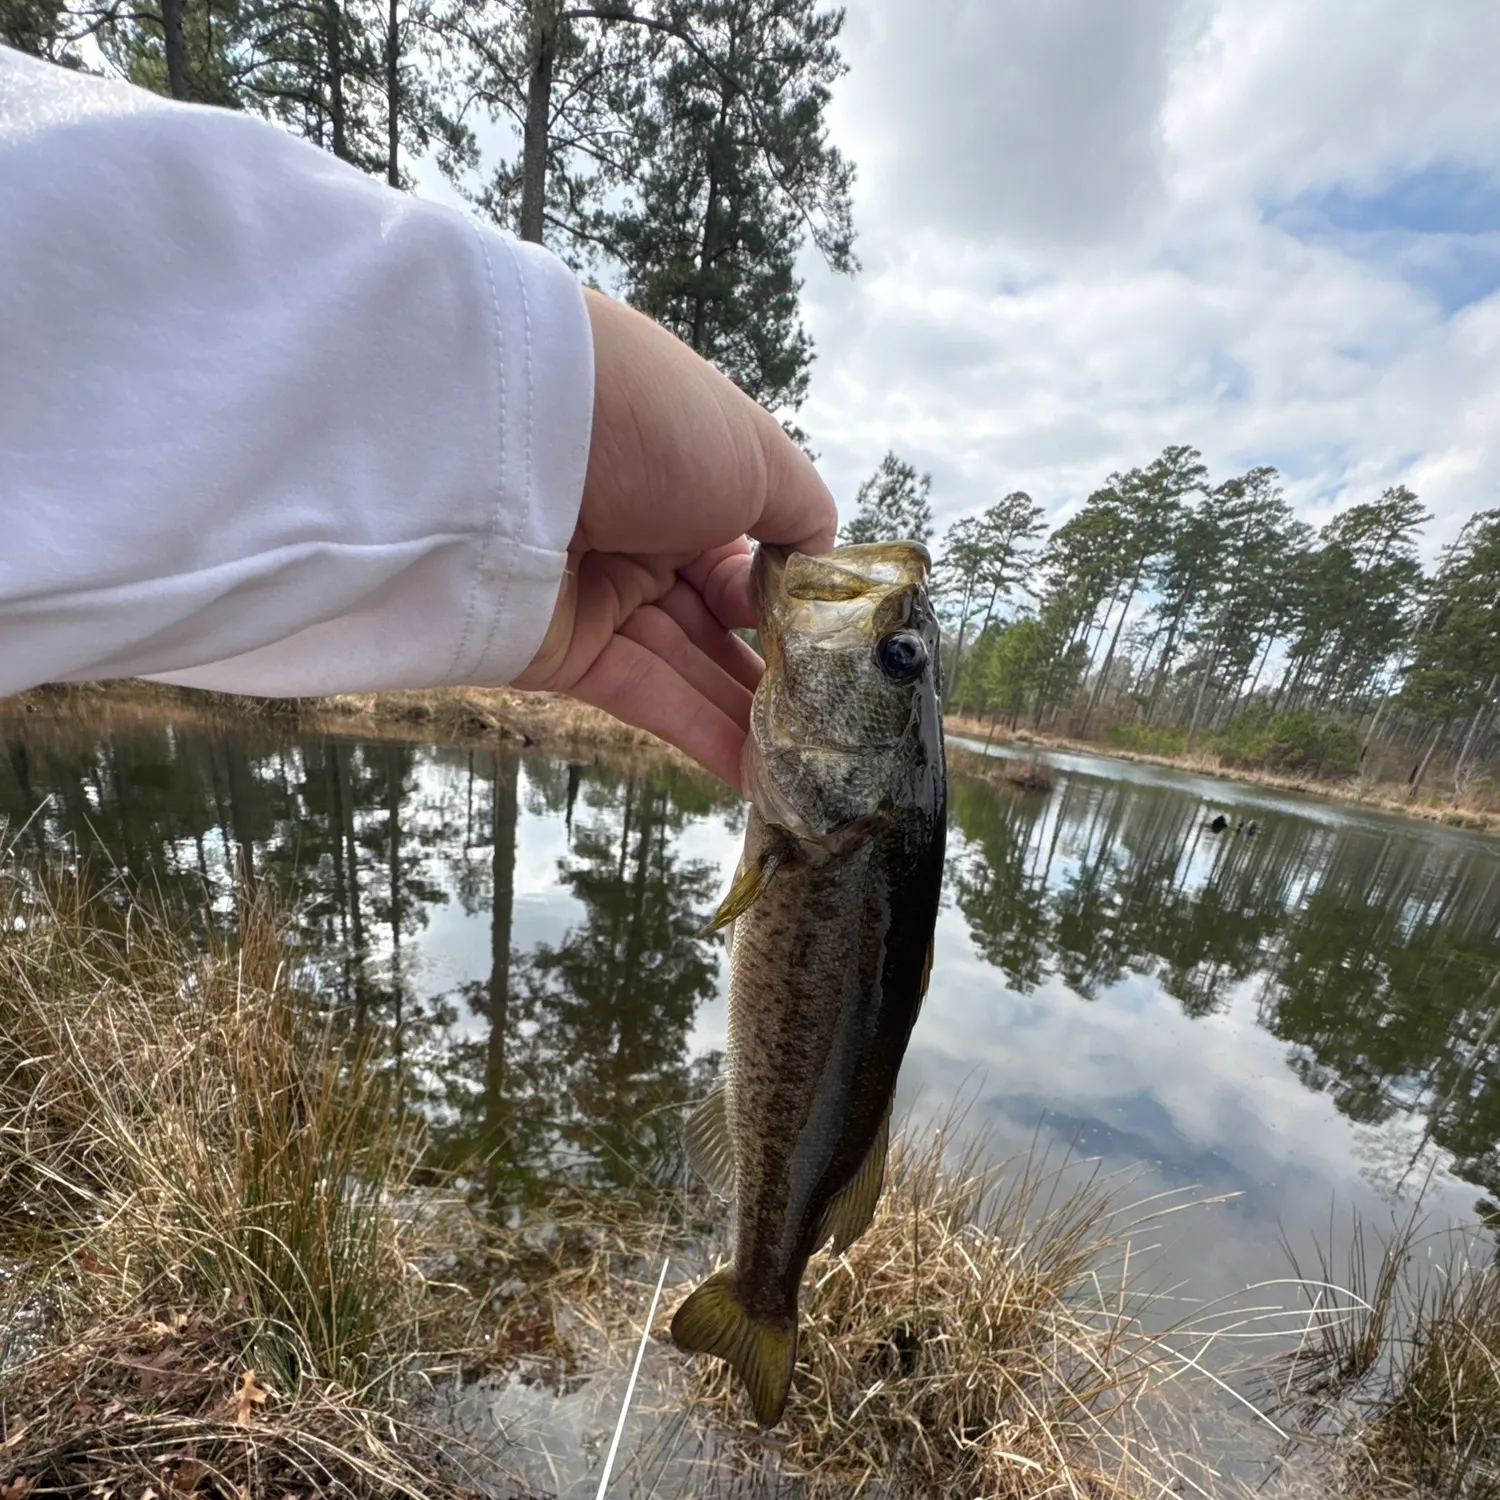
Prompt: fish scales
<box><xmin>670</xmin><ymin>539</ymin><xmax>947</xmax><ymax>1427</ymax></box>
<box><xmin>727</xmin><ymin>809</ymin><xmax>938</xmax><ymax>1300</ymax></box>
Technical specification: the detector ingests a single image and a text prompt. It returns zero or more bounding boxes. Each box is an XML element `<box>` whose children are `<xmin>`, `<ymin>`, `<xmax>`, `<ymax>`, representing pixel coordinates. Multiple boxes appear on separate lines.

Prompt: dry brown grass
<box><xmin>0</xmin><ymin>848</ymin><xmax>1256</xmax><ymax>1499</ymax></box>
<box><xmin>12</xmin><ymin>832</ymin><xmax>1450</xmax><ymax>1499</ymax></box>
<box><xmin>0</xmin><ymin>855</ymin><xmax>499</xmax><ymax>1498</ymax></box>
<box><xmin>1</xmin><ymin>679</ymin><xmax>696</xmax><ymax>774</ymax></box>
<box><xmin>1274</xmin><ymin>1214</ymin><xmax>1500</xmax><ymax>1499</ymax></box>
<box><xmin>992</xmin><ymin>755</ymin><xmax>1057</xmax><ymax>793</ymax></box>
<box><xmin>656</xmin><ymin>1127</ymin><xmax>1233</xmax><ymax>1499</ymax></box>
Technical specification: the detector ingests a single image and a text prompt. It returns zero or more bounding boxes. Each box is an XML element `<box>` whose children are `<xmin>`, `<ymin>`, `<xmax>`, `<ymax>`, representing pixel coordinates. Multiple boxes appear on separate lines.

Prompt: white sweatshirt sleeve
<box><xmin>0</xmin><ymin>44</ymin><xmax>593</xmax><ymax>699</ymax></box>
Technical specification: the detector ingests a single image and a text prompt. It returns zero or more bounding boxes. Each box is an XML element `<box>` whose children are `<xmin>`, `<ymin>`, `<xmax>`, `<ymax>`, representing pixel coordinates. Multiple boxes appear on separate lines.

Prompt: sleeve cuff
<box><xmin>452</xmin><ymin>228</ymin><xmax>593</xmax><ymax>688</ymax></box>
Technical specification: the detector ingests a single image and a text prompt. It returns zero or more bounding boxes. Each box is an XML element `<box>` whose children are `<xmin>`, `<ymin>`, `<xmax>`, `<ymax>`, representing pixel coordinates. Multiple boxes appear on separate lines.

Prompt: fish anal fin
<box><xmin>700</xmin><ymin>851</ymin><xmax>781</xmax><ymax>936</ymax></box>
<box><xmin>669</xmin><ymin>1269</ymin><xmax>797</xmax><ymax>1426</ymax></box>
<box><xmin>815</xmin><ymin>1103</ymin><xmax>891</xmax><ymax>1256</ymax></box>
<box><xmin>683</xmin><ymin>1086</ymin><xmax>736</xmax><ymax>1200</ymax></box>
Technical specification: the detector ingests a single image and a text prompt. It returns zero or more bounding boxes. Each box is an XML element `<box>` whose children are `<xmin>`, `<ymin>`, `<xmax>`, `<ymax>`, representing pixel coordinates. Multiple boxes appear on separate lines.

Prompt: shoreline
<box><xmin>3</xmin><ymin>681</ymin><xmax>1497</xmax><ymax>836</ymax></box>
<box><xmin>943</xmin><ymin>712</ymin><xmax>1500</xmax><ymax>837</ymax></box>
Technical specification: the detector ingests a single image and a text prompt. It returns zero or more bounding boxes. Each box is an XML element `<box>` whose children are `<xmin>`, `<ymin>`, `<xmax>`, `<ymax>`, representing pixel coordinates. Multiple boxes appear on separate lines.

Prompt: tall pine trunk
<box><xmin>1144</xmin><ymin>606</ymin><xmax>1186</xmax><ymax>727</ymax></box>
<box><xmin>690</xmin><ymin>85</ymin><xmax>732</xmax><ymax>353</ymax></box>
<box><xmin>386</xmin><ymin>0</ymin><xmax>400</xmax><ymax>186</ymax></box>
<box><xmin>519</xmin><ymin>4</ymin><xmax>555</xmax><ymax>242</ymax></box>
<box><xmin>1451</xmin><ymin>674</ymin><xmax>1498</xmax><ymax>798</ymax></box>
<box><xmin>162</xmin><ymin>0</ymin><xmax>189</xmax><ymax>98</ymax></box>
<box><xmin>1227</xmin><ymin>630</ymin><xmax>1275</xmax><ymax>726</ymax></box>
<box><xmin>1186</xmin><ymin>636</ymin><xmax>1223</xmax><ymax>740</ymax></box>
<box><xmin>326</xmin><ymin>0</ymin><xmax>347</xmax><ymax>160</ymax></box>
<box><xmin>1408</xmin><ymin>721</ymin><xmax>1446</xmax><ymax>801</ymax></box>
<box><xmin>957</xmin><ymin>583</ymin><xmax>999</xmax><ymax>714</ymax></box>
<box><xmin>1079</xmin><ymin>565</ymin><xmax>1141</xmax><ymax>737</ymax></box>
<box><xmin>944</xmin><ymin>575</ymin><xmax>977</xmax><ymax>707</ymax></box>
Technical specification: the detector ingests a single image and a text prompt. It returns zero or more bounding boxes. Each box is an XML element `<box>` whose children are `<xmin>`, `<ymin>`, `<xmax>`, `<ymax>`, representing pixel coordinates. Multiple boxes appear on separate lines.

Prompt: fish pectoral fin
<box><xmin>682</xmin><ymin>1086</ymin><xmax>736</xmax><ymax>1200</ymax></box>
<box><xmin>815</xmin><ymin>1103</ymin><xmax>891</xmax><ymax>1256</ymax></box>
<box><xmin>700</xmin><ymin>849</ymin><xmax>783</xmax><ymax>935</ymax></box>
<box><xmin>670</xmin><ymin>1269</ymin><xmax>797</xmax><ymax>1427</ymax></box>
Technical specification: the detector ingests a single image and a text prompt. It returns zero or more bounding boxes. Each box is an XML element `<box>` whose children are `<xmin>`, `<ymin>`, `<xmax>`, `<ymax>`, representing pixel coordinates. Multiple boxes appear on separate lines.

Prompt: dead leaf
<box><xmin>231</xmin><ymin>1369</ymin><xmax>270</xmax><ymax>1427</ymax></box>
<box><xmin>140</xmin><ymin>1488</ymin><xmax>160</xmax><ymax>1500</ymax></box>
<box><xmin>129</xmin><ymin>1347</ymin><xmax>185</xmax><ymax>1398</ymax></box>
<box><xmin>166</xmin><ymin>1459</ymin><xmax>203</xmax><ymax>1494</ymax></box>
<box><xmin>0</xmin><ymin>1477</ymin><xmax>34</xmax><ymax>1500</ymax></box>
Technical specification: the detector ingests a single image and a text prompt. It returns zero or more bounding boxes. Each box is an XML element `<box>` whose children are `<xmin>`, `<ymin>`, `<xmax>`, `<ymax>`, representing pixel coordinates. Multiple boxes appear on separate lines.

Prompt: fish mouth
<box><xmin>753</xmin><ymin>542</ymin><xmax>931</xmax><ymax>676</ymax></box>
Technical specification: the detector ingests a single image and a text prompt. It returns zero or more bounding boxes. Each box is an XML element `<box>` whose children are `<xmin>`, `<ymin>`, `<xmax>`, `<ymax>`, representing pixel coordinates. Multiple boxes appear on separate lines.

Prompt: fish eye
<box><xmin>875</xmin><ymin>631</ymin><xmax>927</xmax><ymax>683</ymax></box>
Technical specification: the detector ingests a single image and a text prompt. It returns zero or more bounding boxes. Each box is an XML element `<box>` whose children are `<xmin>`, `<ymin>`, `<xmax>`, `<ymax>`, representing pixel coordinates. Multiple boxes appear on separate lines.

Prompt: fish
<box><xmin>669</xmin><ymin>539</ymin><xmax>947</xmax><ymax>1427</ymax></box>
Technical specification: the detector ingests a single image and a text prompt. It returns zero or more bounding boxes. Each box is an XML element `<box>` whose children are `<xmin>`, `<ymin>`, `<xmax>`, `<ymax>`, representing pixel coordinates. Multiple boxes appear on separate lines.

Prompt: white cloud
<box><xmin>795</xmin><ymin>0</ymin><xmax>1500</xmax><ymax>555</ymax></box>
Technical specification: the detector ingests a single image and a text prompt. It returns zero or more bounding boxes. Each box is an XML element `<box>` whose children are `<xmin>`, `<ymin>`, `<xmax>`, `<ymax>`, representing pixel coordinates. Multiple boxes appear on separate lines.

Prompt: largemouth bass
<box><xmin>669</xmin><ymin>539</ymin><xmax>947</xmax><ymax>1426</ymax></box>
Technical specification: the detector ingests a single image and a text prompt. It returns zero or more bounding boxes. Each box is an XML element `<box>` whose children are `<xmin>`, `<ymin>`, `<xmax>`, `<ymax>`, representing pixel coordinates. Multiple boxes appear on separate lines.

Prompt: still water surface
<box><xmin>2</xmin><ymin>717</ymin><xmax>1497</xmax><ymax>1484</ymax></box>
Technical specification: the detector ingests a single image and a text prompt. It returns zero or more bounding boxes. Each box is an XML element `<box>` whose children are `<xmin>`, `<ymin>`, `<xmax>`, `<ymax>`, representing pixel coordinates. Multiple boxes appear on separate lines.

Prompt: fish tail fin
<box><xmin>669</xmin><ymin>1269</ymin><xmax>797</xmax><ymax>1426</ymax></box>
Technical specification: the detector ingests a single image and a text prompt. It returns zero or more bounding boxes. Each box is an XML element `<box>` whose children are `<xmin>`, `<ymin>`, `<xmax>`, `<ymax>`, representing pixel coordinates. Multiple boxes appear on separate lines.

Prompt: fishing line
<box><xmin>594</xmin><ymin>1254</ymin><xmax>671</xmax><ymax>1500</ymax></box>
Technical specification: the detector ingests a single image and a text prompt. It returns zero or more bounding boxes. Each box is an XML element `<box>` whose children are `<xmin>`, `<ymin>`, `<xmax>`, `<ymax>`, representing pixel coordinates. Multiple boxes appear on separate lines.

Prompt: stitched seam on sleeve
<box><xmin>472</xmin><ymin>234</ymin><xmax>534</xmax><ymax>676</ymax></box>
<box><xmin>446</xmin><ymin>219</ymin><xmax>507</xmax><ymax>682</ymax></box>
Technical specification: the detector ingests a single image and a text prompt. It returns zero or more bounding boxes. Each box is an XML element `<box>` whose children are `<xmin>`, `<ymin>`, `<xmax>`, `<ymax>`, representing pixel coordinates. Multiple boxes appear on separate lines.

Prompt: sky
<box><xmin>776</xmin><ymin>0</ymin><xmax>1500</xmax><ymax>556</ymax></box>
<box><xmin>413</xmin><ymin>0</ymin><xmax>1500</xmax><ymax>559</ymax></box>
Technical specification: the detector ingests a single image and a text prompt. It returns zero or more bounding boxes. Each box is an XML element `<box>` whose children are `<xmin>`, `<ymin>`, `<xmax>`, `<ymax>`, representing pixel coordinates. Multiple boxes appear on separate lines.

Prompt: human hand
<box><xmin>513</xmin><ymin>289</ymin><xmax>838</xmax><ymax>790</ymax></box>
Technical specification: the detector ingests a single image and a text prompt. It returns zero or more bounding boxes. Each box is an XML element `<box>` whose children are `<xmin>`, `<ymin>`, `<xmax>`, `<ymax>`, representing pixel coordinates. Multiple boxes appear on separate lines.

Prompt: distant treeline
<box><xmin>840</xmin><ymin>446</ymin><xmax>1500</xmax><ymax>797</ymax></box>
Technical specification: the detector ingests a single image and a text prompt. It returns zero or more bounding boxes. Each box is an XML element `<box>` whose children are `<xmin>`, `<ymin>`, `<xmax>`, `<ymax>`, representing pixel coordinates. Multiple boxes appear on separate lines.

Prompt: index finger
<box><xmin>743</xmin><ymin>404</ymin><xmax>839</xmax><ymax>556</ymax></box>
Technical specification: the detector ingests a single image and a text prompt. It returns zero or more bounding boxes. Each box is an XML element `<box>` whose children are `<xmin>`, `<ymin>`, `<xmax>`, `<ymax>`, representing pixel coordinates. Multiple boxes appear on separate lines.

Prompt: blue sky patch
<box><xmin>1267</xmin><ymin>165</ymin><xmax>1500</xmax><ymax>316</ymax></box>
<box><xmin>1255</xmin><ymin>442</ymin><xmax>1352</xmax><ymax>483</ymax></box>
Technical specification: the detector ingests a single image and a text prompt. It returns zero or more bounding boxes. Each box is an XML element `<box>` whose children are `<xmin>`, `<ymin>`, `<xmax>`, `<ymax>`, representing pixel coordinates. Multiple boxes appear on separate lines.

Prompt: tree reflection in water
<box><xmin>0</xmin><ymin>716</ymin><xmax>1496</xmax><ymax>1217</ymax></box>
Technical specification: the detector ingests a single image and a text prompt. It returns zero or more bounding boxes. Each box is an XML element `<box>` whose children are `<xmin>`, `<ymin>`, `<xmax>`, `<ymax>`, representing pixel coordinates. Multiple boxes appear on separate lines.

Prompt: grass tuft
<box><xmin>664</xmin><ymin>1125</ymin><xmax>1209</xmax><ymax>1498</ymax></box>
<box><xmin>997</xmin><ymin>755</ymin><xmax>1057</xmax><ymax>793</ymax></box>
<box><xmin>0</xmin><ymin>855</ymin><xmax>488</xmax><ymax>1498</ymax></box>
<box><xmin>1277</xmin><ymin>1212</ymin><xmax>1500</xmax><ymax>1497</ymax></box>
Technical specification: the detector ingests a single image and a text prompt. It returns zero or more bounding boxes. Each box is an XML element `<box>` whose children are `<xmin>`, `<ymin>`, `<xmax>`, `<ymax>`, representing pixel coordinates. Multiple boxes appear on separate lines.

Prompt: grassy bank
<box><xmin>3</xmin><ymin>848</ymin><xmax>1497</xmax><ymax>1496</ymax></box>
<box><xmin>945</xmin><ymin>714</ymin><xmax>1500</xmax><ymax>837</ymax></box>
<box><xmin>1</xmin><ymin>679</ymin><xmax>699</xmax><ymax>775</ymax></box>
<box><xmin>0</xmin><ymin>864</ymin><xmax>494</xmax><ymax>1497</ymax></box>
<box><xmin>1274</xmin><ymin>1214</ymin><xmax>1500</xmax><ymax>1497</ymax></box>
<box><xmin>0</xmin><ymin>852</ymin><xmax>1242</xmax><ymax>1498</ymax></box>
<box><xmin>7</xmin><ymin>680</ymin><xmax>1497</xmax><ymax>837</ymax></box>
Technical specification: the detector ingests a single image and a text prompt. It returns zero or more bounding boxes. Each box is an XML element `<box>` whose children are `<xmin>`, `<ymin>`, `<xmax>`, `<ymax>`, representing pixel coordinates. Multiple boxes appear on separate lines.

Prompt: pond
<box><xmin>1</xmin><ymin>714</ymin><xmax>1497</xmax><ymax>1491</ymax></box>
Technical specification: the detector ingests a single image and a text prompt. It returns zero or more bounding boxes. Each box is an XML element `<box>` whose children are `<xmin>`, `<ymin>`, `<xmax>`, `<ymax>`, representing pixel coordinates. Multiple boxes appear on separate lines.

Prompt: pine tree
<box><xmin>938</xmin><ymin>490</ymin><xmax>1045</xmax><ymax>708</ymax></box>
<box><xmin>1</xmin><ymin>0</ymin><xmax>86</xmax><ymax>62</ymax></box>
<box><xmin>840</xmin><ymin>451</ymin><xmax>934</xmax><ymax>546</ymax></box>
<box><xmin>1076</xmin><ymin>445</ymin><xmax>1206</xmax><ymax>734</ymax></box>
<box><xmin>608</xmin><ymin>0</ymin><xmax>855</xmax><ymax>420</ymax></box>
<box><xmin>445</xmin><ymin>0</ymin><xmax>650</xmax><ymax>258</ymax></box>
<box><xmin>446</xmin><ymin>0</ymin><xmax>854</xmax><ymax>430</ymax></box>
<box><xmin>1283</xmin><ymin>486</ymin><xmax>1428</xmax><ymax>714</ymax></box>
<box><xmin>1399</xmin><ymin>509</ymin><xmax>1500</xmax><ymax>795</ymax></box>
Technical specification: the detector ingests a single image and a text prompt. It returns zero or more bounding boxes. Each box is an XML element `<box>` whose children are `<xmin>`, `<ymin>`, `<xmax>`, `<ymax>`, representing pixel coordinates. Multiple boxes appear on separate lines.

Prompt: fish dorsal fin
<box><xmin>701</xmin><ymin>850</ymin><xmax>782</xmax><ymax>936</ymax></box>
<box><xmin>815</xmin><ymin>1102</ymin><xmax>891</xmax><ymax>1256</ymax></box>
<box><xmin>670</xmin><ymin>1269</ymin><xmax>797</xmax><ymax>1426</ymax></box>
<box><xmin>683</xmin><ymin>1086</ymin><xmax>736</xmax><ymax>1200</ymax></box>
